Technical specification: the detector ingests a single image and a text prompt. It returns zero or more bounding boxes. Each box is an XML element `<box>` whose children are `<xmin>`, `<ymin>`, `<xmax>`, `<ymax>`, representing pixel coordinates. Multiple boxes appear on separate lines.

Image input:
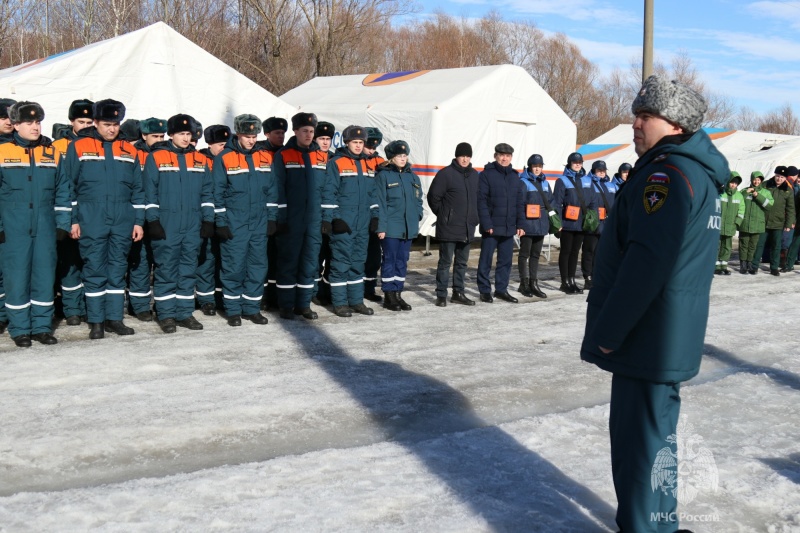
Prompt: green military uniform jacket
<box><xmin>764</xmin><ymin>178</ymin><xmax>795</xmax><ymax>230</ymax></box>
<box><xmin>581</xmin><ymin>130</ymin><xmax>729</xmax><ymax>383</ymax></box>
<box><xmin>739</xmin><ymin>184</ymin><xmax>772</xmax><ymax>233</ymax></box>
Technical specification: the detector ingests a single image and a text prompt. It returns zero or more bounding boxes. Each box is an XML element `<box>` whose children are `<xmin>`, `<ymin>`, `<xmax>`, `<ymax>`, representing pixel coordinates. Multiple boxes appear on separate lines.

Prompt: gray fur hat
<box><xmin>234</xmin><ymin>114</ymin><xmax>262</xmax><ymax>135</ymax></box>
<box><xmin>631</xmin><ymin>75</ymin><xmax>707</xmax><ymax>133</ymax></box>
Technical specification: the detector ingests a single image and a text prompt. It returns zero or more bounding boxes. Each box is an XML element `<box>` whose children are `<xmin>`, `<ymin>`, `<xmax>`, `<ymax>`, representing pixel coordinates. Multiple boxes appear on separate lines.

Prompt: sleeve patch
<box><xmin>647</xmin><ymin>173</ymin><xmax>670</xmax><ymax>184</ymax></box>
<box><xmin>643</xmin><ymin>184</ymin><xmax>669</xmax><ymax>214</ymax></box>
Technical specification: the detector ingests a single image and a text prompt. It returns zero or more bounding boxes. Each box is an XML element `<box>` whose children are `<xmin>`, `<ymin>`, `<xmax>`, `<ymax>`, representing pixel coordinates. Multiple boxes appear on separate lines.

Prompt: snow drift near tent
<box><xmin>0</xmin><ymin>22</ymin><xmax>295</xmax><ymax>146</ymax></box>
<box><xmin>282</xmin><ymin>65</ymin><xmax>577</xmax><ymax>236</ymax></box>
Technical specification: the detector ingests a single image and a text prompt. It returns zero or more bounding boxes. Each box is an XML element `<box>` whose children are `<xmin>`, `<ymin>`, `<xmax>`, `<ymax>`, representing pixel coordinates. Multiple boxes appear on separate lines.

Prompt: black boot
<box><xmin>65</xmin><ymin>315</ymin><xmax>83</xmax><ymax>326</ymax></box>
<box><xmin>530</xmin><ymin>279</ymin><xmax>547</xmax><ymax>299</ymax></box>
<box><xmin>518</xmin><ymin>279</ymin><xmax>534</xmax><ymax>297</ymax></box>
<box><xmin>435</xmin><ymin>296</ymin><xmax>447</xmax><ymax>307</ymax></box>
<box><xmin>350</xmin><ymin>303</ymin><xmax>374</xmax><ymax>315</ymax></box>
<box><xmin>559</xmin><ymin>280</ymin><xmax>576</xmax><ymax>294</ymax></box>
<box><xmin>583</xmin><ymin>276</ymin><xmax>592</xmax><ymax>290</ymax></box>
<box><xmin>364</xmin><ymin>291</ymin><xmax>383</xmax><ymax>303</ymax></box>
<box><xmin>0</xmin><ymin>320</ymin><xmax>7</xmax><ymax>334</ymax></box>
<box><xmin>293</xmin><ymin>307</ymin><xmax>318</xmax><ymax>320</ymax></box>
<box><xmin>739</xmin><ymin>261</ymin><xmax>748</xmax><ymax>274</ymax></box>
<box><xmin>13</xmin><ymin>334</ymin><xmax>32</xmax><ymax>348</ymax></box>
<box><xmin>383</xmin><ymin>291</ymin><xmax>402</xmax><ymax>311</ymax></box>
<box><xmin>176</xmin><ymin>316</ymin><xmax>204</xmax><ymax>330</ymax></box>
<box><xmin>200</xmin><ymin>302</ymin><xmax>216</xmax><ymax>316</ymax></box>
<box><xmin>569</xmin><ymin>277</ymin><xmax>584</xmax><ymax>294</ymax></box>
<box><xmin>105</xmin><ymin>320</ymin><xmax>135</xmax><ymax>335</ymax></box>
<box><xmin>89</xmin><ymin>322</ymin><xmax>105</xmax><ymax>339</ymax></box>
<box><xmin>397</xmin><ymin>292</ymin><xmax>412</xmax><ymax>311</ymax></box>
<box><xmin>159</xmin><ymin>318</ymin><xmax>177</xmax><ymax>334</ymax></box>
<box><xmin>31</xmin><ymin>332</ymin><xmax>58</xmax><ymax>345</ymax></box>
<box><xmin>450</xmin><ymin>291</ymin><xmax>475</xmax><ymax>306</ymax></box>
<box><xmin>333</xmin><ymin>306</ymin><xmax>352</xmax><ymax>317</ymax></box>
<box><xmin>242</xmin><ymin>312</ymin><xmax>268</xmax><ymax>324</ymax></box>
<box><xmin>227</xmin><ymin>315</ymin><xmax>242</xmax><ymax>327</ymax></box>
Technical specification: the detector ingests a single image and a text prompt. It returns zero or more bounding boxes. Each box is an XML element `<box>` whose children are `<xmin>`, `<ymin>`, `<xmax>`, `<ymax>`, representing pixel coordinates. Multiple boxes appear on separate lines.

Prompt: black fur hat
<box><xmin>291</xmin><ymin>112</ymin><xmax>317</xmax><ymax>130</ymax></box>
<box><xmin>9</xmin><ymin>101</ymin><xmax>45</xmax><ymax>123</ymax></box>
<box><xmin>93</xmin><ymin>99</ymin><xmax>125</xmax><ymax>123</ymax></box>
<box><xmin>167</xmin><ymin>114</ymin><xmax>195</xmax><ymax>136</ymax></box>
<box><xmin>263</xmin><ymin>116</ymin><xmax>288</xmax><ymax>133</ymax></box>
<box><xmin>342</xmin><ymin>125</ymin><xmax>368</xmax><ymax>143</ymax></box>
<box><xmin>315</xmin><ymin>121</ymin><xmax>335</xmax><ymax>139</ymax></box>
<box><xmin>68</xmin><ymin>99</ymin><xmax>94</xmax><ymax>121</ymax></box>
<box><xmin>385</xmin><ymin>140</ymin><xmax>410</xmax><ymax>159</ymax></box>
<box><xmin>119</xmin><ymin>119</ymin><xmax>141</xmax><ymax>141</ymax></box>
<box><xmin>234</xmin><ymin>114</ymin><xmax>262</xmax><ymax>135</ymax></box>
<box><xmin>365</xmin><ymin>127</ymin><xmax>383</xmax><ymax>149</ymax></box>
<box><xmin>140</xmin><ymin>117</ymin><xmax>167</xmax><ymax>135</ymax></box>
<box><xmin>191</xmin><ymin>118</ymin><xmax>203</xmax><ymax>141</ymax></box>
<box><xmin>0</xmin><ymin>98</ymin><xmax>16</xmax><ymax>119</ymax></box>
<box><xmin>204</xmin><ymin>125</ymin><xmax>231</xmax><ymax>145</ymax></box>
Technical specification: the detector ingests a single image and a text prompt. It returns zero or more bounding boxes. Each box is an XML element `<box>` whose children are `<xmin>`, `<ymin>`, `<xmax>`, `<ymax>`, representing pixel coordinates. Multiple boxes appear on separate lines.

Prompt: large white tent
<box><xmin>580</xmin><ymin>124</ymin><xmax>800</xmax><ymax>179</ymax></box>
<box><xmin>0</xmin><ymin>22</ymin><xmax>295</xmax><ymax>145</ymax></box>
<box><xmin>282</xmin><ymin>65</ymin><xmax>576</xmax><ymax>235</ymax></box>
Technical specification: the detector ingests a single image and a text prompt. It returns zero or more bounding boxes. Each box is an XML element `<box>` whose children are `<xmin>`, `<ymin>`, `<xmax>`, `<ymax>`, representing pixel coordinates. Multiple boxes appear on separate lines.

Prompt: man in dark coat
<box><xmin>580</xmin><ymin>75</ymin><xmax>728</xmax><ymax>533</ymax></box>
<box><xmin>428</xmin><ymin>142</ymin><xmax>480</xmax><ymax>307</ymax></box>
<box><xmin>476</xmin><ymin>143</ymin><xmax>525</xmax><ymax>303</ymax></box>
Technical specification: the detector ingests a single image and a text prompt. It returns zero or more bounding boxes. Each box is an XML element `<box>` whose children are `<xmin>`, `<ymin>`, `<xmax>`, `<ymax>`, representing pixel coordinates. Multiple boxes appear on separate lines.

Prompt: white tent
<box><xmin>581</xmin><ymin>124</ymin><xmax>800</xmax><ymax>180</ymax></box>
<box><xmin>0</xmin><ymin>22</ymin><xmax>295</xmax><ymax>145</ymax></box>
<box><xmin>282</xmin><ymin>65</ymin><xmax>577</xmax><ymax>235</ymax></box>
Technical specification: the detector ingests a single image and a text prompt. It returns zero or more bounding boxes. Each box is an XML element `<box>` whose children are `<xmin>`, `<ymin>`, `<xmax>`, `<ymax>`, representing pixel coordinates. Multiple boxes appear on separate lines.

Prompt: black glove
<box><xmin>200</xmin><ymin>221</ymin><xmax>215</xmax><ymax>239</ymax></box>
<box><xmin>331</xmin><ymin>218</ymin><xmax>351</xmax><ymax>234</ymax></box>
<box><xmin>369</xmin><ymin>217</ymin><xmax>379</xmax><ymax>233</ymax></box>
<box><xmin>321</xmin><ymin>221</ymin><xmax>332</xmax><ymax>235</ymax></box>
<box><xmin>56</xmin><ymin>228</ymin><xmax>70</xmax><ymax>241</ymax></box>
<box><xmin>277</xmin><ymin>222</ymin><xmax>289</xmax><ymax>235</ymax></box>
<box><xmin>267</xmin><ymin>220</ymin><xmax>277</xmax><ymax>236</ymax></box>
<box><xmin>0</xmin><ymin>231</ymin><xmax>5</xmax><ymax>243</ymax></box>
<box><xmin>216</xmin><ymin>225</ymin><xmax>234</xmax><ymax>240</ymax></box>
<box><xmin>148</xmin><ymin>220</ymin><xmax>166</xmax><ymax>240</ymax></box>
<box><xmin>553</xmin><ymin>229</ymin><xmax>562</xmax><ymax>239</ymax></box>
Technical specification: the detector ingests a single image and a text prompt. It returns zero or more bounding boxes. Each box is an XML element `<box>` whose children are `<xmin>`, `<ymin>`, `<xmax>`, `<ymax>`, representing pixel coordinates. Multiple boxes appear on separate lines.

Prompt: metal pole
<box><xmin>643</xmin><ymin>0</ymin><xmax>654</xmax><ymax>81</ymax></box>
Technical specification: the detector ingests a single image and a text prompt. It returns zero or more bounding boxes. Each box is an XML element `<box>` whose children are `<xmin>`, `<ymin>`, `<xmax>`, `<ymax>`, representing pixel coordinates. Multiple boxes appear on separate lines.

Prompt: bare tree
<box><xmin>733</xmin><ymin>106</ymin><xmax>760</xmax><ymax>131</ymax></box>
<box><xmin>756</xmin><ymin>103</ymin><xmax>800</xmax><ymax>135</ymax></box>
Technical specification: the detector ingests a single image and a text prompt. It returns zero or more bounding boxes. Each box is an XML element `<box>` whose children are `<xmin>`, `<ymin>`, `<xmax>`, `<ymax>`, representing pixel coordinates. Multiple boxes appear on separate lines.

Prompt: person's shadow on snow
<box><xmin>294</xmin><ymin>327</ymin><xmax>616</xmax><ymax>531</ymax></box>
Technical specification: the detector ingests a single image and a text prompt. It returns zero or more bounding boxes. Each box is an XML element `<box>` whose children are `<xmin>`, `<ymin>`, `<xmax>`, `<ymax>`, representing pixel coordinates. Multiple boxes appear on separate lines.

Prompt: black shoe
<box><xmin>722</xmin><ymin>269</ymin><xmax>731</xmax><ymax>275</ymax></box>
<box><xmin>583</xmin><ymin>277</ymin><xmax>593</xmax><ymax>290</ymax></box>
<box><xmin>479</xmin><ymin>293</ymin><xmax>493</xmax><ymax>303</ymax></box>
<box><xmin>435</xmin><ymin>297</ymin><xmax>447</xmax><ymax>307</ymax></box>
<box><xmin>105</xmin><ymin>320</ymin><xmax>135</xmax><ymax>335</ymax></box>
<box><xmin>559</xmin><ymin>282</ymin><xmax>577</xmax><ymax>294</ymax></box>
<box><xmin>176</xmin><ymin>316</ymin><xmax>204</xmax><ymax>330</ymax></box>
<box><xmin>749</xmin><ymin>268</ymin><xmax>757</xmax><ymax>275</ymax></box>
<box><xmin>530</xmin><ymin>280</ymin><xmax>547</xmax><ymax>299</ymax></box>
<box><xmin>294</xmin><ymin>308</ymin><xmax>318</xmax><ymax>320</ymax></box>
<box><xmin>31</xmin><ymin>332</ymin><xmax>58</xmax><ymax>345</ymax></box>
<box><xmin>0</xmin><ymin>320</ymin><xmax>7</xmax><ymax>334</ymax></box>
<box><xmin>227</xmin><ymin>315</ymin><xmax>242</xmax><ymax>327</ymax></box>
<box><xmin>383</xmin><ymin>291</ymin><xmax>402</xmax><ymax>312</ymax></box>
<box><xmin>364</xmin><ymin>292</ymin><xmax>383</xmax><ymax>303</ymax></box>
<box><xmin>279</xmin><ymin>308</ymin><xmax>295</xmax><ymax>320</ymax></box>
<box><xmin>397</xmin><ymin>293</ymin><xmax>412</xmax><ymax>311</ymax></box>
<box><xmin>780</xmin><ymin>266</ymin><xmax>793</xmax><ymax>273</ymax></box>
<box><xmin>242</xmin><ymin>313</ymin><xmax>268</xmax><ymax>324</ymax></box>
<box><xmin>159</xmin><ymin>318</ymin><xmax>177</xmax><ymax>333</ymax></box>
<box><xmin>134</xmin><ymin>311</ymin><xmax>153</xmax><ymax>322</ymax></box>
<box><xmin>13</xmin><ymin>334</ymin><xmax>32</xmax><ymax>348</ymax></box>
<box><xmin>518</xmin><ymin>279</ymin><xmax>534</xmax><ymax>297</ymax></box>
<box><xmin>569</xmin><ymin>278</ymin><xmax>584</xmax><ymax>294</ymax></box>
<box><xmin>65</xmin><ymin>315</ymin><xmax>83</xmax><ymax>326</ymax></box>
<box><xmin>333</xmin><ymin>305</ymin><xmax>352</xmax><ymax>317</ymax></box>
<box><xmin>494</xmin><ymin>291</ymin><xmax>518</xmax><ymax>303</ymax></box>
<box><xmin>739</xmin><ymin>262</ymin><xmax>748</xmax><ymax>274</ymax></box>
<box><xmin>200</xmin><ymin>303</ymin><xmax>216</xmax><ymax>316</ymax></box>
<box><xmin>451</xmin><ymin>291</ymin><xmax>475</xmax><ymax>306</ymax></box>
<box><xmin>770</xmin><ymin>269</ymin><xmax>780</xmax><ymax>276</ymax></box>
<box><xmin>350</xmin><ymin>303</ymin><xmax>374</xmax><ymax>315</ymax></box>
<box><xmin>89</xmin><ymin>322</ymin><xmax>105</xmax><ymax>339</ymax></box>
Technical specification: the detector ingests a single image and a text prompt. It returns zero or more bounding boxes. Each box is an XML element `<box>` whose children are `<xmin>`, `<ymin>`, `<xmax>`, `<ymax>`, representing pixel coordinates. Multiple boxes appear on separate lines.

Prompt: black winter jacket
<box><xmin>427</xmin><ymin>159</ymin><xmax>479</xmax><ymax>242</ymax></box>
<box><xmin>478</xmin><ymin>161</ymin><xmax>524</xmax><ymax>236</ymax></box>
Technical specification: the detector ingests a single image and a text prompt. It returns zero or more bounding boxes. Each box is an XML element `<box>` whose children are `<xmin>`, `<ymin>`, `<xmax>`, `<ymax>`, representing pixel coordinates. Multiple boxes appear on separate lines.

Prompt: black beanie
<box><xmin>455</xmin><ymin>142</ymin><xmax>472</xmax><ymax>158</ymax></box>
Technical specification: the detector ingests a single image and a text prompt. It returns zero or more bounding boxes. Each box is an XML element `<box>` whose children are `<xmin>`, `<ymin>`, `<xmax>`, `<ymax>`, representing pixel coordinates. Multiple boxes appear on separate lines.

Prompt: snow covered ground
<box><xmin>1</xmin><ymin>252</ymin><xmax>799</xmax><ymax>532</ymax></box>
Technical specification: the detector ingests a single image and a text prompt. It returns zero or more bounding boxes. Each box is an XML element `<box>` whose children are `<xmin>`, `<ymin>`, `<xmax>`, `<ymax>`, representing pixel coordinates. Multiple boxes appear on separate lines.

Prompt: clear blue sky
<box><xmin>413</xmin><ymin>0</ymin><xmax>800</xmax><ymax>115</ymax></box>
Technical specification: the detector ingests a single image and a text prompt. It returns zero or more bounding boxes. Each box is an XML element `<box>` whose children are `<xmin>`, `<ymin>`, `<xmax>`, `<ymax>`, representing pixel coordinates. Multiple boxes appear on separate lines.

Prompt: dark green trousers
<box><xmin>610</xmin><ymin>374</ymin><xmax>681</xmax><ymax>533</ymax></box>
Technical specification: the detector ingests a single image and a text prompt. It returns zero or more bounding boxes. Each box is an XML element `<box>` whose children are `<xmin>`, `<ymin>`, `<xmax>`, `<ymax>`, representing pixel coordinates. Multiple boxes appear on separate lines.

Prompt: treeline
<box><xmin>1</xmin><ymin>0</ymin><xmax>797</xmax><ymax>143</ymax></box>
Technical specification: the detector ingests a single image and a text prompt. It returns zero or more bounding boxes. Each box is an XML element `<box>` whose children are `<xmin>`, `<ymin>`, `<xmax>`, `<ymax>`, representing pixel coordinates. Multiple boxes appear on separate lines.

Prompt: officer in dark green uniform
<box><xmin>580</xmin><ymin>76</ymin><xmax>728</xmax><ymax>533</ymax></box>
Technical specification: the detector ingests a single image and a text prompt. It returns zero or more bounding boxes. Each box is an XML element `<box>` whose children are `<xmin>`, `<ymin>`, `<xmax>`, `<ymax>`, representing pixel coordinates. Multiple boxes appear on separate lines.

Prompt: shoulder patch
<box><xmin>643</xmin><ymin>184</ymin><xmax>669</xmax><ymax>214</ymax></box>
<box><xmin>647</xmin><ymin>172</ymin><xmax>670</xmax><ymax>184</ymax></box>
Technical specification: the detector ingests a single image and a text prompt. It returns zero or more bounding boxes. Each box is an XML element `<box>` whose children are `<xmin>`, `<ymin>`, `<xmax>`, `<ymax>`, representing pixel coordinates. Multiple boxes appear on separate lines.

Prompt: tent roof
<box><xmin>0</xmin><ymin>22</ymin><xmax>295</xmax><ymax>142</ymax></box>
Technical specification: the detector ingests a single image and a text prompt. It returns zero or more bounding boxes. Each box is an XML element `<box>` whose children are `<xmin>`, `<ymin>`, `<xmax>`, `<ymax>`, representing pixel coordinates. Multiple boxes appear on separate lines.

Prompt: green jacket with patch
<box><xmin>719</xmin><ymin>186</ymin><xmax>745</xmax><ymax>237</ymax></box>
<box><xmin>580</xmin><ymin>130</ymin><xmax>729</xmax><ymax>383</ymax></box>
<box><xmin>764</xmin><ymin>178</ymin><xmax>795</xmax><ymax>230</ymax></box>
<box><xmin>739</xmin><ymin>184</ymin><xmax>772</xmax><ymax>233</ymax></box>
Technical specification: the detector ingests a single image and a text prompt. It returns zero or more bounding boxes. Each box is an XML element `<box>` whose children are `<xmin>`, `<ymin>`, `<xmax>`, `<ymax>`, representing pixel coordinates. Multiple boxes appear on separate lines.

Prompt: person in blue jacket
<box><xmin>144</xmin><ymin>114</ymin><xmax>214</xmax><ymax>333</ymax></box>
<box><xmin>612</xmin><ymin>162</ymin><xmax>631</xmax><ymax>187</ymax></box>
<box><xmin>213</xmin><ymin>114</ymin><xmax>277</xmax><ymax>327</ymax></box>
<box><xmin>273</xmin><ymin>112</ymin><xmax>328</xmax><ymax>321</ymax></box>
<box><xmin>62</xmin><ymin>99</ymin><xmax>145</xmax><ymax>339</ymax></box>
<box><xmin>581</xmin><ymin>160</ymin><xmax>618</xmax><ymax>289</ymax></box>
<box><xmin>552</xmin><ymin>152</ymin><xmax>599</xmax><ymax>294</ymax></box>
<box><xmin>321</xmin><ymin>125</ymin><xmax>378</xmax><ymax>317</ymax></box>
<box><xmin>580</xmin><ymin>75</ymin><xmax>728</xmax><ymax>533</ymax></box>
<box><xmin>517</xmin><ymin>153</ymin><xmax>552</xmax><ymax>299</ymax></box>
<box><xmin>476</xmin><ymin>143</ymin><xmax>525</xmax><ymax>303</ymax></box>
<box><xmin>375</xmin><ymin>140</ymin><xmax>423</xmax><ymax>312</ymax></box>
<box><xmin>0</xmin><ymin>102</ymin><xmax>71</xmax><ymax>347</ymax></box>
